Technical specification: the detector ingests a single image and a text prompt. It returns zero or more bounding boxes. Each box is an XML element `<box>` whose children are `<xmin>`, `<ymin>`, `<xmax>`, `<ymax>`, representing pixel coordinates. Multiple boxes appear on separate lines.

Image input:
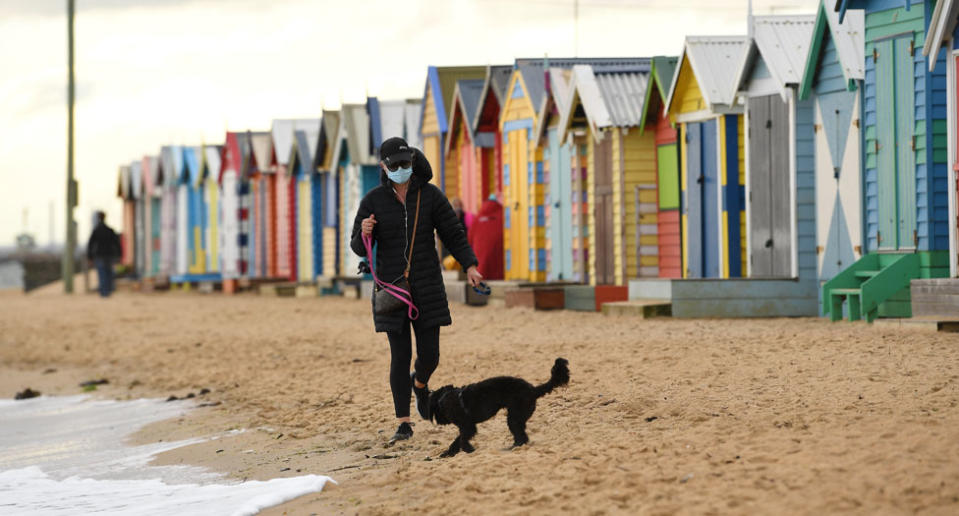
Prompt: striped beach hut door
<box><xmin>748</xmin><ymin>94</ymin><xmax>792</xmax><ymax>277</ymax></box>
<box><xmin>594</xmin><ymin>135</ymin><xmax>615</xmax><ymax>285</ymax></box>
<box><xmin>874</xmin><ymin>36</ymin><xmax>916</xmax><ymax>250</ymax></box>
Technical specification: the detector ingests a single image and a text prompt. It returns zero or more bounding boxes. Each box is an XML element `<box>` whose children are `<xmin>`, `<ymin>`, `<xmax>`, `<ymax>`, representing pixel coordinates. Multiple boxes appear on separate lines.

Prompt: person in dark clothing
<box><xmin>350</xmin><ymin>137</ymin><xmax>483</xmax><ymax>443</ymax></box>
<box><xmin>87</xmin><ymin>211</ymin><xmax>122</xmax><ymax>297</ymax></box>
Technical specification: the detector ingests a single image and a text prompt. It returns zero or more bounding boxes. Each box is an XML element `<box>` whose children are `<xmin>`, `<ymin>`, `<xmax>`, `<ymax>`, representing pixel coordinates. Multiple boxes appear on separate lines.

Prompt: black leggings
<box><xmin>386</xmin><ymin>319</ymin><xmax>440</xmax><ymax>418</ymax></box>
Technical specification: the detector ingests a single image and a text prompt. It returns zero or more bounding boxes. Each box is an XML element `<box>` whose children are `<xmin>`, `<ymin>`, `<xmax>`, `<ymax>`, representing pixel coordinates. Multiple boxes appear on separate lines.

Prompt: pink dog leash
<box><xmin>362</xmin><ymin>233</ymin><xmax>419</xmax><ymax>320</ymax></box>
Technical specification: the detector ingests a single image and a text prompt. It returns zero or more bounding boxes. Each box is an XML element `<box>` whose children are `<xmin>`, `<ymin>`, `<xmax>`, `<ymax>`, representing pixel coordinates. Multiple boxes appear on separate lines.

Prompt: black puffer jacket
<box><xmin>350</xmin><ymin>148</ymin><xmax>478</xmax><ymax>333</ymax></box>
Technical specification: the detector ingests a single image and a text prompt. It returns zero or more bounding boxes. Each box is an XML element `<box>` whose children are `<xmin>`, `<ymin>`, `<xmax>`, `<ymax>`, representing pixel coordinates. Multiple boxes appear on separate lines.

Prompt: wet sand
<box><xmin>1</xmin><ymin>290</ymin><xmax>958</xmax><ymax>515</ymax></box>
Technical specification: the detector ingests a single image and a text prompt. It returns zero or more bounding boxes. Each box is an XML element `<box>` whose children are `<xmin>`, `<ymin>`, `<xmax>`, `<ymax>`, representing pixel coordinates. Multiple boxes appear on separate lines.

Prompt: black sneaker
<box><xmin>390</xmin><ymin>422</ymin><xmax>414</xmax><ymax>443</ymax></box>
<box><xmin>411</xmin><ymin>371</ymin><xmax>431</xmax><ymax>420</ymax></box>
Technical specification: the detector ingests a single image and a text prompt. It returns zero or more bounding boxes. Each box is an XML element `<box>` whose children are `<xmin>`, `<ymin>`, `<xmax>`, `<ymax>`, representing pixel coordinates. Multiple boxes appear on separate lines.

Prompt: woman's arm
<box><xmin>350</xmin><ymin>194</ymin><xmax>373</xmax><ymax>258</ymax></box>
<box><xmin>432</xmin><ymin>188</ymin><xmax>478</xmax><ymax>270</ymax></box>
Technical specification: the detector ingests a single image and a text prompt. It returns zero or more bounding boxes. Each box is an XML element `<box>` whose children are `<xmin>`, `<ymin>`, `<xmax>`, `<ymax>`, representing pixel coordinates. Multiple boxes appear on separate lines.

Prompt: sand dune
<box><xmin>1</xmin><ymin>292</ymin><xmax>958</xmax><ymax>514</ymax></box>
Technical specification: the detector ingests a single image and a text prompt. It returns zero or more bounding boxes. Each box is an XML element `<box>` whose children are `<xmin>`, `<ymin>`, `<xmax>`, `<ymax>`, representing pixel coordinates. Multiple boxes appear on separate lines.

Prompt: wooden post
<box><xmin>63</xmin><ymin>0</ymin><xmax>77</xmax><ymax>293</ymax></box>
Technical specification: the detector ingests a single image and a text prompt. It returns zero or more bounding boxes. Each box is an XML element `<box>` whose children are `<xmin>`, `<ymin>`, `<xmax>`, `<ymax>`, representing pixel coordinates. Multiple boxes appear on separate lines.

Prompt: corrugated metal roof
<box><xmin>445</xmin><ymin>79</ymin><xmax>486</xmax><ymax>153</ymax></box>
<box><xmin>488</xmin><ymin>65</ymin><xmax>514</xmax><ymax>103</ymax></box>
<box><xmin>422</xmin><ymin>66</ymin><xmax>486</xmax><ymax>136</ymax></box>
<box><xmin>595</xmin><ymin>71</ymin><xmax>649</xmax><ymax>127</ymax></box>
<box><xmin>750</xmin><ymin>15</ymin><xmax>816</xmax><ymax>89</ymax></box>
<box><xmin>671</xmin><ymin>36</ymin><xmax>749</xmax><ymax>111</ymax></box>
<box><xmin>293</xmin><ymin>130</ymin><xmax>314</xmax><ymax>172</ymax></box>
<box><xmin>249</xmin><ymin>132</ymin><xmax>273</xmax><ymax>172</ymax></box>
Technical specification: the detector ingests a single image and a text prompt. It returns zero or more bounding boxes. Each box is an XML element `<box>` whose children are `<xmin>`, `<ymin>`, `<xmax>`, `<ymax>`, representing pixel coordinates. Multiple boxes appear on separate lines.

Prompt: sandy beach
<box><xmin>2</xmin><ymin>289</ymin><xmax>958</xmax><ymax>515</ymax></box>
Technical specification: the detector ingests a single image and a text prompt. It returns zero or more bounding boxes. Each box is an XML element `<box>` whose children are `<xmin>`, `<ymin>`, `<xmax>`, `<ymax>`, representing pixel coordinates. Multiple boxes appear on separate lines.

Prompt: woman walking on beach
<box><xmin>350</xmin><ymin>137</ymin><xmax>483</xmax><ymax>443</ymax></box>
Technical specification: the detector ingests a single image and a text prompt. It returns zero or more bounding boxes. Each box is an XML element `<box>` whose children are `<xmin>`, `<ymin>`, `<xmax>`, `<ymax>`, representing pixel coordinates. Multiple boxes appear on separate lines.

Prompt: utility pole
<box><xmin>63</xmin><ymin>0</ymin><xmax>77</xmax><ymax>293</ymax></box>
<box><xmin>573</xmin><ymin>0</ymin><xmax>579</xmax><ymax>57</ymax></box>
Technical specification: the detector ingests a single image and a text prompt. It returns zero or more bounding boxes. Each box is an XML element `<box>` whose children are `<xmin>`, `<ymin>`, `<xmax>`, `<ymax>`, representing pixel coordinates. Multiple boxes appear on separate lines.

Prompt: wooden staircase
<box><xmin>823</xmin><ymin>253</ymin><xmax>919</xmax><ymax>323</ymax></box>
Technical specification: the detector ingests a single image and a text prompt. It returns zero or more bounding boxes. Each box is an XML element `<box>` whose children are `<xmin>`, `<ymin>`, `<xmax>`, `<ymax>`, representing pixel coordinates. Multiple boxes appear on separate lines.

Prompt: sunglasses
<box><xmin>385</xmin><ymin>160</ymin><xmax>412</xmax><ymax>172</ymax></box>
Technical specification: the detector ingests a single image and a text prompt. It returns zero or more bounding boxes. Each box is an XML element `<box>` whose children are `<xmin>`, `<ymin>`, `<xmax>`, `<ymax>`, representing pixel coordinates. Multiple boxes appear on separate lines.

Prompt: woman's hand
<box><xmin>361</xmin><ymin>214</ymin><xmax>376</xmax><ymax>236</ymax></box>
<box><xmin>466</xmin><ymin>265</ymin><xmax>483</xmax><ymax>288</ymax></box>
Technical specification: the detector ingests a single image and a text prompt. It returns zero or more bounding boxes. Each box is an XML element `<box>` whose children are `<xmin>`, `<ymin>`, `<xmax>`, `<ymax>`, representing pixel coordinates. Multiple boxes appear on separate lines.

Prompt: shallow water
<box><xmin>0</xmin><ymin>396</ymin><xmax>334</xmax><ymax>515</ymax></box>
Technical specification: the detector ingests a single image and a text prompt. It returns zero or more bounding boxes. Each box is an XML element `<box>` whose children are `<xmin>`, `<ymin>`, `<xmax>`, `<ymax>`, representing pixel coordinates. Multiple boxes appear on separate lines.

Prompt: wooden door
<box><xmin>815</xmin><ymin>91</ymin><xmax>862</xmax><ymax>281</ymax></box>
<box><xmin>875</xmin><ymin>36</ymin><xmax>916</xmax><ymax>250</ymax></box>
<box><xmin>748</xmin><ymin>94</ymin><xmax>793</xmax><ymax>277</ymax></box>
<box><xmin>547</xmin><ymin>127</ymin><xmax>574</xmax><ymax>281</ymax></box>
<box><xmin>684</xmin><ymin>122</ymin><xmax>703</xmax><ymax>278</ymax></box>
<box><xmin>505</xmin><ymin>129</ymin><xmax>529</xmax><ymax>279</ymax></box>
<box><xmin>594</xmin><ymin>135</ymin><xmax>615</xmax><ymax>284</ymax></box>
<box><xmin>701</xmin><ymin>119</ymin><xmax>720</xmax><ymax>278</ymax></box>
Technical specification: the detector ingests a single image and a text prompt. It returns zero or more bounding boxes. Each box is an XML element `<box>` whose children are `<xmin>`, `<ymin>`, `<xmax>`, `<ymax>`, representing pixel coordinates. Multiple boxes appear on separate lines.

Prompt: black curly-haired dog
<box><xmin>429</xmin><ymin>358</ymin><xmax>569</xmax><ymax>458</ymax></box>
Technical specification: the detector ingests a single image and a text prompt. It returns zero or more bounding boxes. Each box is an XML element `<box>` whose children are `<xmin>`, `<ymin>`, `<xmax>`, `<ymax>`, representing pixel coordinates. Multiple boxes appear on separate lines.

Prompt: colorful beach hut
<box><xmin>637</xmin><ymin>56</ymin><xmax>682</xmax><ymax>279</ymax></box>
<box><xmin>178</xmin><ymin>146</ymin><xmax>202</xmax><ymax>276</ymax></box>
<box><xmin>174</xmin><ymin>147</ymin><xmax>190</xmax><ymax>276</ymax></box>
<box><xmin>248</xmin><ymin>132</ymin><xmax>275</xmax><ymax>278</ymax></box>
<box><xmin>338</xmin><ymin>104</ymin><xmax>381</xmax><ymax>279</ymax></box>
<box><xmin>664</xmin><ymin>36</ymin><xmax>749</xmax><ymax>279</ymax></box>
<box><xmin>419</xmin><ymin>66</ymin><xmax>487</xmax><ymax>196</ymax></box>
<box><xmin>733</xmin><ymin>15</ymin><xmax>816</xmax><ymax>281</ymax></box>
<box><xmin>318</xmin><ymin>110</ymin><xmax>341</xmax><ymax>279</ymax></box>
<box><xmin>798</xmin><ymin>2</ymin><xmax>865</xmax><ymax>286</ymax></box>
<box><xmin>822</xmin><ymin>0</ymin><xmax>951</xmax><ymax>321</ymax></box>
<box><xmin>558</xmin><ymin>60</ymin><xmax>658</xmax><ymax>286</ymax></box>
<box><xmin>116</xmin><ymin>164</ymin><xmax>135</xmax><ymax>269</ymax></box>
<box><xmin>221</xmin><ymin>133</ymin><xmax>251</xmax><ymax>282</ymax></box>
<box><xmin>130</xmin><ymin>159</ymin><xmax>145</xmax><ymax>278</ymax></box>
<box><xmin>444</xmin><ymin>79</ymin><xmax>487</xmax><ymax>221</ymax></box>
<box><xmin>158</xmin><ymin>146</ymin><xmax>182</xmax><ymax>278</ymax></box>
<box><xmin>142</xmin><ymin>155</ymin><xmax>162</xmax><ymax>278</ymax></box>
<box><xmin>540</xmin><ymin>67</ymin><xmax>577</xmax><ymax>283</ymax></box>
<box><xmin>924</xmin><ymin>0</ymin><xmax>959</xmax><ymax>279</ymax></box>
<box><xmin>473</xmin><ymin>66</ymin><xmax>513</xmax><ymax>205</ymax></box>
<box><xmin>201</xmin><ymin>145</ymin><xmax>221</xmax><ymax>275</ymax></box>
<box><xmin>270</xmin><ymin>119</ymin><xmax>317</xmax><ymax>282</ymax></box>
<box><xmin>289</xmin><ymin>120</ymin><xmax>322</xmax><ymax>283</ymax></box>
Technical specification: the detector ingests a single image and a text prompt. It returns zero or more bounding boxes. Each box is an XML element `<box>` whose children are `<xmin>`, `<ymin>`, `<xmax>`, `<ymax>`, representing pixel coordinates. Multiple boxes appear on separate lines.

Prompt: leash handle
<box><xmin>363</xmin><ymin>232</ymin><xmax>419</xmax><ymax>320</ymax></box>
<box><xmin>471</xmin><ymin>281</ymin><xmax>491</xmax><ymax>296</ymax></box>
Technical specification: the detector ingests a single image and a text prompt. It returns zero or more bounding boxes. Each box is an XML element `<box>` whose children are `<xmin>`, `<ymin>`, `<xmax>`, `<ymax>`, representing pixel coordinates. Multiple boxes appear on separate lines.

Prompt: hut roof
<box><xmin>734</xmin><ymin>15</ymin><xmax>815</xmax><ymax>99</ymax></box>
<box><xmin>799</xmin><ymin>1</ymin><xmax>864</xmax><ymax>99</ymax></box>
<box><xmin>666</xmin><ymin>36</ymin><xmax>749</xmax><ymax>114</ymax></box>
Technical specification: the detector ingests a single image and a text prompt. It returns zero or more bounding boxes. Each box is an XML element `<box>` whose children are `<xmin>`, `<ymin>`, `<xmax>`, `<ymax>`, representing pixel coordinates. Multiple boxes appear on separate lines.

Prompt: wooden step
<box><xmin>504</xmin><ymin>287</ymin><xmax>565</xmax><ymax>310</ymax></box>
<box><xmin>601</xmin><ymin>300</ymin><xmax>671</xmax><ymax>319</ymax></box>
<box><xmin>854</xmin><ymin>270</ymin><xmax>880</xmax><ymax>279</ymax></box>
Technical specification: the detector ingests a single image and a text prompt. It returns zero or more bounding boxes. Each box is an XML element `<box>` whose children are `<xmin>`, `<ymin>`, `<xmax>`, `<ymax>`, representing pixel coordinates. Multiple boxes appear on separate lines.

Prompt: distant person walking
<box><xmin>86</xmin><ymin>211</ymin><xmax>121</xmax><ymax>297</ymax></box>
<box><xmin>350</xmin><ymin>137</ymin><xmax>483</xmax><ymax>444</ymax></box>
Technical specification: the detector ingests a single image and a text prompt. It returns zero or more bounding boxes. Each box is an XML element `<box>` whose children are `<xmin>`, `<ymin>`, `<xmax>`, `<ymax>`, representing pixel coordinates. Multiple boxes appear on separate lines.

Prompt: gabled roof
<box><xmin>271</xmin><ymin>119</ymin><xmax>321</xmax><ymax>169</ymax></box>
<box><xmin>342</xmin><ymin>104</ymin><xmax>376</xmax><ymax>166</ymax></box>
<box><xmin>558</xmin><ymin>63</ymin><xmax>651</xmax><ymax>142</ymax></box>
<box><xmin>639</xmin><ymin>56</ymin><xmax>679</xmax><ymax>132</ymax></box>
<box><xmin>665</xmin><ymin>36</ymin><xmax>749</xmax><ymax>115</ymax></box>
<box><xmin>420</xmin><ymin>65</ymin><xmax>487</xmax><ymax>135</ymax></box>
<box><xmin>249</xmin><ymin>131</ymin><xmax>274</xmax><ymax>173</ymax></box>
<box><xmin>404</xmin><ymin>100</ymin><xmax>422</xmax><ymax>149</ymax></box>
<box><xmin>734</xmin><ymin>15</ymin><xmax>816</xmax><ymax>100</ymax></box>
<box><xmin>923</xmin><ymin>0</ymin><xmax>958</xmax><ymax>72</ymax></box>
<box><xmin>318</xmin><ymin>110</ymin><xmax>340</xmax><ymax>171</ymax></box>
<box><xmin>799</xmin><ymin>1</ymin><xmax>864</xmax><ymax>100</ymax></box>
<box><xmin>202</xmin><ymin>145</ymin><xmax>221</xmax><ymax>186</ymax></box>
<box><xmin>470</xmin><ymin>65</ymin><xmax>513</xmax><ymax>132</ymax></box>
<box><xmin>370</xmin><ymin>99</ymin><xmax>408</xmax><ymax>157</ymax></box>
<box><xmin>160</xmin><ymin>145</ymin><xmax>182</xmax><ymax>189</ymax></box>
<box><xmin>117</xmin><ymin>165</ymin><xmax>132</xmax><ymax>200</ymax></box>
<box><xmin>129</xmin><ymin>160</ymin><xmax>143</xmax><ymax>200</ymax></box>
<box><xmin>444</xmin><ymin>79</ymin><xmax>486</xmax><ymax>153</ymax></box>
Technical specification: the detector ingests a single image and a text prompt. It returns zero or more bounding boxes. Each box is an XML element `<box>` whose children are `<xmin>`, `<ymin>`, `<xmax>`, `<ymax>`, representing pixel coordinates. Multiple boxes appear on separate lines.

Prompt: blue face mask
<box><xmin>387</xmin><ymin>166</ymin><xmax>413</xmax><ymax>184</ymax></box>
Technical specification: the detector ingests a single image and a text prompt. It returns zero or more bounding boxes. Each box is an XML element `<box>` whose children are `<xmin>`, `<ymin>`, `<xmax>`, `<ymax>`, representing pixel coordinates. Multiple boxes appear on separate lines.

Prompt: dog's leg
<box><xmin>458</xmin><ymin>423</ymin><xmax>477</xmax><ymax>454</ymax></box>
<box><xmin>439</xmin><ymin>437</ymin><xmax>461</xmax><ymax>458</ymax></box>
<box><xmin>506</xmin><ymin>403</ymin><xmax>534</xmax><ymax>448</ymax></box>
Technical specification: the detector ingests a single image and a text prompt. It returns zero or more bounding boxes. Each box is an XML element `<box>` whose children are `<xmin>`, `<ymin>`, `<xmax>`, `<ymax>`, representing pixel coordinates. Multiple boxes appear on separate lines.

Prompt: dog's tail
<box><xmin>534</xmin><ymin>358</ymin><xmax>570</xmax><ymax>398</ymax></box>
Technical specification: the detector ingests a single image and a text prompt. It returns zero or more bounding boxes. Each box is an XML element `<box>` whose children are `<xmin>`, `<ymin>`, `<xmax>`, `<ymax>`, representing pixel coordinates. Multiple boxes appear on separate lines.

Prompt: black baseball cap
<box><xmin>380</xmin><ymin>137</ymin><xmax>412</xmax><ymax>166</ymax></box>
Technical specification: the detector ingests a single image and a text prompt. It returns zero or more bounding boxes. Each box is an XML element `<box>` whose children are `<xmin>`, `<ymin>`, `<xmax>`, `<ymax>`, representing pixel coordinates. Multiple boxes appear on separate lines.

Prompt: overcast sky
<box><xmin>0</xmin><ymin>0</ymin><xmax>817</xmax><ymax>247</ymax></box>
